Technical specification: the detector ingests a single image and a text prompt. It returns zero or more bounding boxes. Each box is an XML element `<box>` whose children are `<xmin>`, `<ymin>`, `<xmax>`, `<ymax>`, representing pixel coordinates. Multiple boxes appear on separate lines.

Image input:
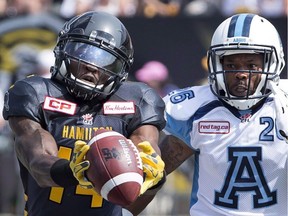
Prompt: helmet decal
<box><xmin>228</xmin><ymin>14</ymin><xmax>255</xmax><ymax>38</ymax></box>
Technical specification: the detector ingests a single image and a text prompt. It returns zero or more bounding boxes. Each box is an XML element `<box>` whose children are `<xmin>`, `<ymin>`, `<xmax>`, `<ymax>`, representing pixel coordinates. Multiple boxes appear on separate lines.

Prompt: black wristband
<box><xmin>50</xmin><ymin>159</ymin><xmax>78</xmax><ymax>187</ymax></box>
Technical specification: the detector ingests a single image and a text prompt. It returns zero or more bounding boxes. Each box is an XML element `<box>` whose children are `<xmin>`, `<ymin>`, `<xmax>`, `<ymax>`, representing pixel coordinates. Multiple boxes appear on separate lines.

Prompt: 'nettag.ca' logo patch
<box><xmin>198</xmin><ymin>121</ymin><xmax>230</xmax><ymax>134</ymax></box>
<box><xmin>43</xmin><ymin>96</ymin><xmax>77</xmax><ymax>115</ymax></box>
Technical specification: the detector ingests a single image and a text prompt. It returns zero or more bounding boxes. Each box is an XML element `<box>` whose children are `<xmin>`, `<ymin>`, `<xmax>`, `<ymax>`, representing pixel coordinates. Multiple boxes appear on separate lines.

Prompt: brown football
<box><xmin>86</xmin><ymin>129</ymin><xmax>143</xmax><ymax>207</ymax></box>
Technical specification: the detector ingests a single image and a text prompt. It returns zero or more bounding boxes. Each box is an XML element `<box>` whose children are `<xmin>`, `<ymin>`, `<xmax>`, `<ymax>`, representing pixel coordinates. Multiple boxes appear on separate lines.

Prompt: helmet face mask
<box><xmin>207</xmin><ymin>13</ymin><xmax>285</xmax><ymax>110</ymax></box>
<box><xmin>51</xmin><ymin>11</ymin><xmax>134</xmax><ymax>100</ymax></box>
<box><xmin>65</xmin><ymin>41</ymin><xmax>126</xmax><ymax>74</ymax></box>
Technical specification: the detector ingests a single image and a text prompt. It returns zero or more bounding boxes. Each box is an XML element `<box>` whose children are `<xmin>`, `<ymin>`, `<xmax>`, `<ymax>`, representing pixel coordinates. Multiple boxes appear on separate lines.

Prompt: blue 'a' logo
<box><xmin>214</xmin><ymin>147</ymin><xmax>276</xmax><ymax>209</ymax></box>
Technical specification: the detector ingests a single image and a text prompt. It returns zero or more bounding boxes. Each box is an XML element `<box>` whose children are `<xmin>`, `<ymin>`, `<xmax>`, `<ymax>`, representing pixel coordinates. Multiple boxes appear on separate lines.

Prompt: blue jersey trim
<box><xmin>165</xmin><ymin>113</ymin><xmax>193</xmax><ymax>145</ymax></box>
<box><xmin>193</xmin><ymin>100</ymin><xmax>223</xmax><ymax>121</ymax></box>
<box><xmin>190</xmin><ymin>152</ymin><xmax>199</xmax><ymax>207</ymax></box>
<box><xmin>165</xmin><ymin>100</ymin><xmax>223</xmax><ymax>145</ymax></box>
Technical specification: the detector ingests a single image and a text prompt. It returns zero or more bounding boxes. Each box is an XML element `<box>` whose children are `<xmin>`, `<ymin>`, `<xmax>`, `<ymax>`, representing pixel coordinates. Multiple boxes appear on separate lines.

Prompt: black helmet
<box><xmin>51</xmin><ymin>11</ymin><xmax>134</xmax><ymax>100</ymax></box>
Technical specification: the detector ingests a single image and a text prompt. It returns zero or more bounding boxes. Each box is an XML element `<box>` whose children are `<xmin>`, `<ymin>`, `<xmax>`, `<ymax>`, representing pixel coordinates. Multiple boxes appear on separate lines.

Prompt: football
<box><xmin>85</xmin><ymin>129</ymin><xmax>143</xmax><ymax>207</ymax></box>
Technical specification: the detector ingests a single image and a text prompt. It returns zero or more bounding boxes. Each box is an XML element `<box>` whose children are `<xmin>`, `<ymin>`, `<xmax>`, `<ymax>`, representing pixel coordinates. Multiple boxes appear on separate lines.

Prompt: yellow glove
<box><xmin>138</xmin><ymin>141</ymin><xmax>165</xmax><ymax>195</ymax></box>
<box><xmin>69</xmin><ymin>140</ymin><xmax>93</xmax><ymax>189</ymax></box>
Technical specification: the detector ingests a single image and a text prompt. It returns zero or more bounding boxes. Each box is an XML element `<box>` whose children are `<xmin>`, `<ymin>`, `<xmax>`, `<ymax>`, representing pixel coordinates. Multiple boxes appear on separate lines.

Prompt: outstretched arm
<box><xmin>124</xmin><ymin>125</ymin><xmax>163</xmax><ymax>215</ymax></box>
<box><xmin>126</xmin><ymin>132</ymin><xmax>194</xmax><ymax>215</ymax></box>
<box><xmin>9</xmin><ymin>116</ymin><xmax>60</xmax><ymax>187</ymax></box>
<box><xmin>160</xmin><ymin>135</ymin><xmax>195</xmax><ymax>175</ymax></box>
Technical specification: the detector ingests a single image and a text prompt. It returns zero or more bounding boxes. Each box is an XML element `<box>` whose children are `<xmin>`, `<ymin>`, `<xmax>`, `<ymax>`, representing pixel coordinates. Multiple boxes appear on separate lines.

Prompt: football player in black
<box><xmin>3</xmin><ymin>11</ymin><xmax>166</xmax><ymax>216</ymax></box>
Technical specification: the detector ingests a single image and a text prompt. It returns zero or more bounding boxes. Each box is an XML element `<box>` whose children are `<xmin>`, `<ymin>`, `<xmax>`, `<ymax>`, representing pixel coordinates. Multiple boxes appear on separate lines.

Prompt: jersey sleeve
<box><xmin>163</xmin><ymin>88</ymin><xmax>194</xmax><ymax>145</ymax></box>
<box><xmin>122</xmin><ymin>82</ymin><xmax>166</xmax><ymax>134</ymax></box>
<box><xmin>3</xmin><ymin>78</ymin><xmax>43</xmax><ymax>123</ymax></box>
<box><xmin>163</xmin><ymin>85</ymin><xmax>215</xmax><ymax>146</ymax></box>
<box><xmin>138</xmin><ymin>87</ymin><xmax>166</xmax><ymax>129</ymax></box>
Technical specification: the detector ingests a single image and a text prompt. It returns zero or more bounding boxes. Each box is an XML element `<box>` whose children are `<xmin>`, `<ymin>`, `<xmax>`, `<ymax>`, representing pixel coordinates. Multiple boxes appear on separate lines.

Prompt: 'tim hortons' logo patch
<box><xmin>103</xmin><ymin>101</ymin><xmax>135</xmax><ymax>114</ymax></box>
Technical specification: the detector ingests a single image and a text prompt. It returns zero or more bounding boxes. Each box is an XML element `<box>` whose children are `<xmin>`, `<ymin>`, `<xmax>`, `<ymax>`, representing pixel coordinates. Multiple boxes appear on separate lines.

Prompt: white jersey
<box><xmin>163</xmin><ymin>85</ymin><xmax>288</xmax><ymax>216</ymax></box>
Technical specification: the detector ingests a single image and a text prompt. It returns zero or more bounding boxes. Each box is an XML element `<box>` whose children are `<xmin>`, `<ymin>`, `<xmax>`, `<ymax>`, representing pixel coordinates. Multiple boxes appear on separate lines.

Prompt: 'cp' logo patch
<box><xmin>43</xmin><ymin>96</ymin><xmax>77</xmax><ymax>115</ymax></box>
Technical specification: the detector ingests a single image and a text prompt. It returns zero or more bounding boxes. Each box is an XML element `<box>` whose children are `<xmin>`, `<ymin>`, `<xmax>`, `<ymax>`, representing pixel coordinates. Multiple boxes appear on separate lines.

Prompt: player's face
<box><xmin>222</xmin><ymin>54</ymin><xmax>263</xmax><ymax>97</ymax></box>
<box><xmin>68</xmin><ymin>59</ymin><xmax>110</xmax><ymax>86</ymax></box>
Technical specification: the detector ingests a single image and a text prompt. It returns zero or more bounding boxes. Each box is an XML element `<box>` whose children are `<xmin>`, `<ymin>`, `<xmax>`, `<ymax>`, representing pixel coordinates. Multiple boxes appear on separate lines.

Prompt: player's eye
<box><xmin>224</xmin><ymin>64</ymin><xmax>235</xmax><ymax>69</ymax></box>
<box><xmin>247</xmin><ymin>64</ymin><xmax>258</xmax><ymax>70</ymax></box>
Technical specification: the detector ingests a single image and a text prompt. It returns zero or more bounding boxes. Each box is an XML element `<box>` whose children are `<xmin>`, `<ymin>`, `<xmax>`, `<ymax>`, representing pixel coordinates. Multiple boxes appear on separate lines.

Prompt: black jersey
<box><xmin>3</xmin><ymin>76</ymin><xmax>165</xmax><ymax>216</ymax></box>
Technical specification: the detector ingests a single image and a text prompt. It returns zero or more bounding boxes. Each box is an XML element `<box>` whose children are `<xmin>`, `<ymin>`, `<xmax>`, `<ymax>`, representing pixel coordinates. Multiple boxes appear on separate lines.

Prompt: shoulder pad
<box><xmin>164</xmin><ymin>85</ymin><xmax>216</xmax><ymax>120</ymax></box>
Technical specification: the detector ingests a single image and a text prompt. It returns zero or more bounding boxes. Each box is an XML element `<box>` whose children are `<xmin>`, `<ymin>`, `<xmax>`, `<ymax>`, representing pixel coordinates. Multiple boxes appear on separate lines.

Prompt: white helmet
<box><xmin>207</xmin><ymin>13</ymin><xmax>285</xmax><ymax>110</ymax></box>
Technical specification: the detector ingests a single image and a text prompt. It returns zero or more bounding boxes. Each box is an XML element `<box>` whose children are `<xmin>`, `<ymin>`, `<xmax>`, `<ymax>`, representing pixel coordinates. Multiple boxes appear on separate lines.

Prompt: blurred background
<box><xmin>0</xmin><ymin>0</ymin><xmax>286</xmax><ymax>215</ymax></box>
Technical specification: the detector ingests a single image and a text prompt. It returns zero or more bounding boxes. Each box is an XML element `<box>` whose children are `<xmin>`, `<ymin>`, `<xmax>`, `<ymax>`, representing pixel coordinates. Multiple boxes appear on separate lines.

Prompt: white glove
<box><xmin>269</xmin><ymin>81</ymin><xmax>288</xmax><ymax>142</ymax></box>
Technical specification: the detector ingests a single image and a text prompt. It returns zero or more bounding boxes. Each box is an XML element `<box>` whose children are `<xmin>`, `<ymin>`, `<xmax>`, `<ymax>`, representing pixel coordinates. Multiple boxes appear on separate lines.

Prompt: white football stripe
<box><xmin>88</xmin><ymin>131</ymin><xmax>123</xmax><ymax>146</ymax></box>
<box><xmin>101</xmin><ymin>172</ymin><xmax>143</xmax><ymax>200</ymax></box>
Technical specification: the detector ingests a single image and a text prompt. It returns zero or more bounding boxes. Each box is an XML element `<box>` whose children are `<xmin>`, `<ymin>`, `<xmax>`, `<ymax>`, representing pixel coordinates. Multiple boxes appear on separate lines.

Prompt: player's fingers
<box><xmin>142</xmin><ymin>164</ymin><xmax>153</xmax><ymax>176</ymax></box>
<box><xmin>155</xmin><ymin>156</ymin><xmax>165</xmax><ymax>169</ymax></box>
<box><xmin>140</xmin><ymin>153</ymin><xmax>158</xmax><ymax>168</ymax></box>
<box><xmin>142</xmin><ymin>164</ymin><xmax>163</xmax><ymax>180</ymax></box>
<box><xmin>80</xmin><ymin>145</ymin><xmax>90</xmax><ymax>155</ymax></box>
<box><xmin>74</xmin><ymin>140</ymin><xmax>87</xmax><ymax>150</ymax></box>
<box><xmin>138</xmin><ymin>141</ymin><xmax>155</xmax><ymax>154</ymax></box>
<box><xmin>74</xmin><ymin>145</ymin><xmax>90</xmax><ymax>163</ymax></box>
<box><xmin>74</xmin><ymin>161</ymin><xmax>90</xmax><ymax>173</ymax></box>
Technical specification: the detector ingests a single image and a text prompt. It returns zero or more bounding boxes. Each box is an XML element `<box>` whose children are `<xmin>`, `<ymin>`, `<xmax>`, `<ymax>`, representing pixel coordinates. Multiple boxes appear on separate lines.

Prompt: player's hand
<box><xmin>70</xmin><ymin>140</ymin><xmax>94</xmax><ymax>189</ymax></box>
<box><xmin>138</xmin><ymin>141</ymin><xmax>165</xmax><ymax>195</ymax></box>
<box><xmin>269</xmin><ymin>81</ymin><xmax>288</xmax><ymax>143</ymax></box>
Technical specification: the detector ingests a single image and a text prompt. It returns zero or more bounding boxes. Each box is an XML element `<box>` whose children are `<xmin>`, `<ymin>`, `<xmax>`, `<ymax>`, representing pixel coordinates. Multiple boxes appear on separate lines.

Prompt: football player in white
<box><xmin>161</xmin><ymin>13</ymin><xmax>287</xmax><ymax>215</ymax></box>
